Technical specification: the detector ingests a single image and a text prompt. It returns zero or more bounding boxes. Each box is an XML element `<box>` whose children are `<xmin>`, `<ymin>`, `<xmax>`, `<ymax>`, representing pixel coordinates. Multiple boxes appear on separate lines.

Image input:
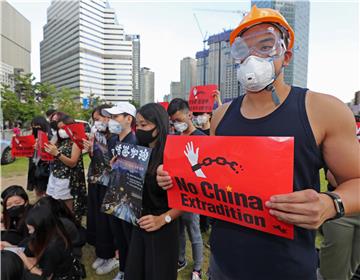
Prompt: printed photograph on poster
<box><xmin>87</xmin><ymin>132</ymin><xmax>111</xmax><ymax>186</ymax></box>
<box><xmin>101</xmin><ymin>143</ymin><xmax>152</xmax><ymax>226</ymax></box>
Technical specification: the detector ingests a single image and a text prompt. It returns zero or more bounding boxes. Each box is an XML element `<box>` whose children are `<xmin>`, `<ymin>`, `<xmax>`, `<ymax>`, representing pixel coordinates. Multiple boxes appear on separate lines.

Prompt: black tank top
<box><xmin>211</xmin><ymin>86</ymin><xmax>324</xmax><ymax>280</ymax></box>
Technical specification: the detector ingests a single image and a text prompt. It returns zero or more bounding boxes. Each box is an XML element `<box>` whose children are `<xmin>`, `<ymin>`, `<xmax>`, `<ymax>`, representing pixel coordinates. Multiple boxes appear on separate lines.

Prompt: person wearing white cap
<box><xmin>102</xmin><ymin>102</ymin><xmax>137</xmax><ymax>280</ymax></box>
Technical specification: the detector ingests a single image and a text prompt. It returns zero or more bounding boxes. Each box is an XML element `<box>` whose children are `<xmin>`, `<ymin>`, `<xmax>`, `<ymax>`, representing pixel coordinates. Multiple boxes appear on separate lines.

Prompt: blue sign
<box><xmin>83</xmin><ymin>98</ymin><xmax>90</xmax><ymax>109</ymax></box>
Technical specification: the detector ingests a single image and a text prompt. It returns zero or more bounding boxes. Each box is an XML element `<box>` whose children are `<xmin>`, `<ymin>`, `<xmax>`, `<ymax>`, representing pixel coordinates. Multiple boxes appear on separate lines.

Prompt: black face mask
<box><xmin>136</xmin><ymin>127</ymin><xmax>158</xmax><ymax>146</ymax></box>
<box><xmin>7</xmin><ymin>205</ymin><xmax>25</xmax><ymax>219</ymax></box>
<box><xmin>50</xmin><ymin>121</ymin><xmax>58</xmax><ymax>130</ymax></box>
<box><xmin>32</xmin><ymin>127</ymin><xmax>40</xmax><ymax>138</ymax></box>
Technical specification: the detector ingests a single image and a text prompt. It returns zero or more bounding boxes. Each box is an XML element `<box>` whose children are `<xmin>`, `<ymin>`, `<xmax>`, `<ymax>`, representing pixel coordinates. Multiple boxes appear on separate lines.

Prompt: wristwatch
<box><xmin>322</xmin><ymin>191</ymin><xmax>345</xmax><ymax>220</ymax></box>
<box><xmin>164</xmin><ymin>214</ymin><xmax>172</xmax><ymax>224</ymax></box>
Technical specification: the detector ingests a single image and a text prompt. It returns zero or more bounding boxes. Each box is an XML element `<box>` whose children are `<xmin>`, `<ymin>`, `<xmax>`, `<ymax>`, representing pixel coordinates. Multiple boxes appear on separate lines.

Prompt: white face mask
<box><xmin>193</xmin><ymin>115</ymin><xmax>208</xmax><ymax>126</ymax></box>
<box><xmin>93</xmin><ymin>121</ymin><xmax>107</xmax><ymax>132</ymax></box>
<box><xmin>237</xmin><ymin>55</ymin><xmax>275</xmax><ymax>92</ymax></box>
<box><xmin>174</xmin><ymin>122</ymin><xmax>188</xmax><ymax>133</ymax></box>
<box><xmin>108</xmin><ymin>119</ymin><xmax>122</xmax><ymax>134</ymax></box>
<box><xmin>58</xmin><ymin>129</ymin><xmax>69</xmax><ymax>139</ymax></box>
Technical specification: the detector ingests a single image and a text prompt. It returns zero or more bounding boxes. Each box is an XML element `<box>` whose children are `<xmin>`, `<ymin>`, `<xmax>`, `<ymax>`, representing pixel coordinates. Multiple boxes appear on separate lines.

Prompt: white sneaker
<box><xmin>92</xmin><ymin>257</ymin><xmax>105</xmax><ymax>270</ymax></box>
<box><xmin>96</xmin><ymin>258</ymin><xmax>119</xmax><ymax>275</ymax></box>
<box><xmin>113</xmin><ymin>271</ymin><xmax>125</xmax><ymax>280</ymax></box>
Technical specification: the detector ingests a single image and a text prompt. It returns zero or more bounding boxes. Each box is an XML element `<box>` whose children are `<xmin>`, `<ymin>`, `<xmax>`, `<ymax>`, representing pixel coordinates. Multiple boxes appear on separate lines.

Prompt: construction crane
<box><xmin>192</xmin><ymin>8</ymin><xmax>248</xmax><ymax>89</ymax></box>
<box><xmin>193</xmin><ymin>13</ymin><xmax>209</xmax><ymax>84</ymax></box>
<box><xmin>193</xmin><ymin>13</ymin><xmax>208</xmax><ymax>51</ymax></box>
<box><xmin>193</xmin><ymin>8</ymin><xmax>248</xmax><ymax>17</ymax></box>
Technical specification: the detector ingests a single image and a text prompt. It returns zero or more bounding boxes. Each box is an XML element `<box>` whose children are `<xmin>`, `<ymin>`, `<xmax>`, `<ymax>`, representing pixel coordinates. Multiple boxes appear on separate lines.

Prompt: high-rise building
<box><xmin>40</xmin><ymin>0</ymin><xmax>133</xmax><ymax>104</ymax></box>
<box><xmin>170</xmin><ymin>81</ymin><xmax>182</xmax><ymax>100</ymax></box>
<box><xmin>180</xmin><ymin>57</ymin><xmax>197</xmax><ymax>100</ymax></box>
<box><xmin>195</xmin><ymin>49</ymin><xmax>209</xmax><ymax>86</ymax></box>
<box><xmin>251</xmin><ymin>0</ymin><xmax>310</xmax><ymax>87</ymax></box>
<box><xmin>195</xmin><ymin>30</ymin><xmax>243</xmax><ymax>102</ymax></box>
<box><xmin>139</xmin><ymin>67</ymin><xmax>154</xmax><ymax>106</ymax></box>
<box><xmin>1</xmin><ymin>1</ymin><xmax>31</xmax><ymax>90</ymax></box>
<box><xmin>126</xmin><ymin>34</ymin><xmax>140</xmax><ymax>104</ymax></box>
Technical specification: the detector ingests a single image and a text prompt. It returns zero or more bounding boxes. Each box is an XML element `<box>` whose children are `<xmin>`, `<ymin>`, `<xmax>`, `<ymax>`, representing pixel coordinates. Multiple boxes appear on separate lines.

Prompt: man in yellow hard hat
<box><xmin>156</xmin><ymin>5</ymin><xmax>360</xmax><ymax>280</ymax></box>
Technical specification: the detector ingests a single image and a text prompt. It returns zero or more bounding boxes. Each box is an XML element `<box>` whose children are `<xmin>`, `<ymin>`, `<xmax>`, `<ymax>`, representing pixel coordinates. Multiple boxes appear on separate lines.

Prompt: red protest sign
<box><xmin>356</xmin><ymin>122</ymin><xmax>360</xmax><ymax>142</ymax></box>
<box><xmin>158</xmin><ymin>102</ymin><xmax>169</xmax><ymax>111</ymax></box>
<box><xmin>11</xmin><ymin>135</ymin><xmax>35</xmax><ymax>157</ymax></box>
<box><xmin>164</xmin><ymin>136</ymin><xmax>295</xmax><ymax>239</ymax></box>
<box><xmin>37</xmin><ymin>131</ymin><xmax>53</xmax><ymax>161</ymax></box>
<box><xmin>188</xmin><ymin>84</ymin><xmax>217</xmax><ymax>113</ymax></box>
<box><xmin>64</xmin><ymin>123</ymin><xmax>87</xmax><ymax>150</ymax></box>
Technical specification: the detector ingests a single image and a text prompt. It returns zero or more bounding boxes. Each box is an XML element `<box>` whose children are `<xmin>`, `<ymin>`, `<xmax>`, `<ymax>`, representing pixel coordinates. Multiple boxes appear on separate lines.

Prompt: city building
<box><xmin>40</xmin><ymin>0</ymin><xmax>133</xmax><ymax>104</ymax></box>
<box><xmin>170</xmin><ymin>81</ymin><xmax>182</xmax><ymax>100</ymax></box>
<box><xmin>126</xmin><ymin>34</ymin><xmax>140</xmax><ymax>105</ymax></box>
<box><xmin>139</xmin><ymin>67</ymin><xmax>154</xmax><ymax>106</ymax></box>
<box><xmin>1</xmin><ymin>0</ymin><xmax>31</xmax><ymax>90</ymax></box>
<box><xmin>252</xmin><ymin>0</ymin><xmax>310</xmax><ymax>87</ymax></box>
<box><xmin>180</xmin><ymin>57</ymin><xmax>197</xmax><ymax>100</ymax></box>
<box><xmin>195</xmin><ymin>30</ymin><xmax>243</xmax><ymax>102</ymax></box>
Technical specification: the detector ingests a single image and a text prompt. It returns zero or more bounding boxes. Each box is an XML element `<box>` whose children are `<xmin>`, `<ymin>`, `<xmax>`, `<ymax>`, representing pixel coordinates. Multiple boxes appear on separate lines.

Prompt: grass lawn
<box><xmin>1</xmin><ymin>158</ymin><xmax>328</xmax><ymax>279</ymax></box>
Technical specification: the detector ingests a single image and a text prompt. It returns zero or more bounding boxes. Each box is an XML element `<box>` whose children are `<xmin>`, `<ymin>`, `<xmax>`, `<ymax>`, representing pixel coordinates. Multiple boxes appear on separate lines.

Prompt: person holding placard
<box><xmin>45</xmin><ymin>113</ymin><xmax>87</xmax><ymax>224</ymax></box>
<box><xmin>157</xmin><ymin>5</ymin><xmax>360</xmax><ymax>280</ymax></box>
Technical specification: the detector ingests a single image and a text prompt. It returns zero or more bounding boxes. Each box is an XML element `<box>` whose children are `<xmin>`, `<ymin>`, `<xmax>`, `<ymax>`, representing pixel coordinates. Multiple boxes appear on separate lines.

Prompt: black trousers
<box><xmin>86</xmin><ymin>183</ymin><xmax>115</xmax><ymax>259</ymax></box>
<box><xmin>125</xmin><ymin>220</ymin><xmax>179</xmax><ymax>280</ymax></box>
<box><xmin>109</xmin><ymin>216</ymin><xmax>133</xmax><ymax>272</ymax></box>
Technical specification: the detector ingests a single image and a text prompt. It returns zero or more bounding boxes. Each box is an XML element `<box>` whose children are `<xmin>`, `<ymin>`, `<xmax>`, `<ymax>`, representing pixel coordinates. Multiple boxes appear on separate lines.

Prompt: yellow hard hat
<box><xmin>230</xmin><ymin>5</ymin><xmax>295</xmax><ymax>50</ymax></box>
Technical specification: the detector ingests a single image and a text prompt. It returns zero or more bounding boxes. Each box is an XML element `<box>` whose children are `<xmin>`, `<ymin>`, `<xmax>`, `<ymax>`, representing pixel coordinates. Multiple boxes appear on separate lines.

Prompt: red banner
<box><xmin>64</xmin><ymin>123</ymin><xmax>87</xmax><ymax>150</ymax></box>
<box><xmin>356</xmin><ymin>122</ymin><xmax>360</xmax><ymax>142</ymax></box>
<box><xmin>188</xmin><ymin>84</ymin><xmax>217</xmax><ymax>113</ymax></box>
<box><xmin>158</xmin><ymin>102</ymin><xmax>169</xmax><ymax>111</ymax></box>
<box><xmin>164</xmin><ymin>136</ymin><xmax>295</xmax><ymax>239</ymax></box>
<box><xmin>11</xmin><ymin>135</ymin><xmax>35</xmax><ymax>157</ymax></box>
<box><xmin>37</xmin><ymin>131</ymin><xmax>53</xmax><ymax>161</ymax></box>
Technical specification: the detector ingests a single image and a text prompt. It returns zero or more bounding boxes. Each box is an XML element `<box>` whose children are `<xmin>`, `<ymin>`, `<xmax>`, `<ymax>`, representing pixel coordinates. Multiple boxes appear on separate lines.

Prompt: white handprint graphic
<box><xmin>184</xmin><ymin>141</ymin><xmax>206</xmax><ymax>178</ymax></box>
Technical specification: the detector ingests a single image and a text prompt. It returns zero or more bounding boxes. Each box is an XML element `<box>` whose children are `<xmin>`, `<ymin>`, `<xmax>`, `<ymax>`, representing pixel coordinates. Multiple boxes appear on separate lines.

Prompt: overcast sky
<box><xmin>7</xmin><ymin>0</ymin><xmax>360</xmax><ymax>103</ymax></box>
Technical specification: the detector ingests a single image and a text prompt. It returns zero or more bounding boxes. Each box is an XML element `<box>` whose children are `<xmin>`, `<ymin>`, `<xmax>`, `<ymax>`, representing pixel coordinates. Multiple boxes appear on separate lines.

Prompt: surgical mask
<box><xmin>193</xmin><ymin>115</ymin><xmax>208</xmax><ymax>126</ymax></box>
<box><xmin>173</xmin><ymin>122</ymin><xmax>188</xmax><ymax>133</ymax></box>
<box><xmin>7</xmin><ymin>205</ymin><xmax>25</xmax><ymax>218</ymax></box>
<box><xmin>108</xmin><ymin>119</ymin><xmax>122</xmax><ymax>134</ymax></box>
<box><xmin>136</xmin><ymin>127</ymin><xmax>157</xmax><ymax>146</ymax></box>
<box><xmin>93</xmin><ymin>121</ymin><xmax>107</xmax><ymax>132</ymax></box>
<box><xmin>237</xmin><ymin>55</ymin><xmax>275</xmax><ymax>92</ymax></box>
<box><xmin>58</xmin><ymin>128</ymin><xmax>69</xmax><ymax>139</ymax></box>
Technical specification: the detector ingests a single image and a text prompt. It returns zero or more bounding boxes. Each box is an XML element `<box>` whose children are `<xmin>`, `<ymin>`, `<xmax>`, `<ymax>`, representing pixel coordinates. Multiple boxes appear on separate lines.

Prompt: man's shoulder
<box><xmin>306</xmin><ymin>90</ymin><xmax>353</xmax><ymax>118</ymax></box>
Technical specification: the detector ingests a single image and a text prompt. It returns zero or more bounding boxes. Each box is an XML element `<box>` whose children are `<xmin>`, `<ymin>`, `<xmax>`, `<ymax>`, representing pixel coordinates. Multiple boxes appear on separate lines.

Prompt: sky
<box><xmin>6</xmin><ymin>0</ymin><xmax>360</xmax><ymax>103</ymax></box>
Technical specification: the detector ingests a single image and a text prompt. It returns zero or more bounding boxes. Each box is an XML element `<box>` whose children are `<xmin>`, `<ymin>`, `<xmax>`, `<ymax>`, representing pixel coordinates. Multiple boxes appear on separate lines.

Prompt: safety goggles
<box><xmin>231</xmin><ymin>26</ymin><xmax>286</xmax><ymax>63</ymax></box>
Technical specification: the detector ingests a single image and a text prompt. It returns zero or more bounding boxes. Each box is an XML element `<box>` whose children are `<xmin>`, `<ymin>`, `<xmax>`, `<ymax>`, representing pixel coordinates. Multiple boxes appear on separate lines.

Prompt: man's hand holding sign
<box><xmin>162</xmin><ymin>135</ymin><xmax>295</xmax><ymax>239</ymax></box>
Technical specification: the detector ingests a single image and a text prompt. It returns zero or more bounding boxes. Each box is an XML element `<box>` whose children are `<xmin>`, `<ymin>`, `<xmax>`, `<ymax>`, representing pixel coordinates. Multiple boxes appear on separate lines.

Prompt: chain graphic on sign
<box><xmin>184</xmin><ymin>141</ymin><xmax>243</xmax><ymax>178</ymax></box>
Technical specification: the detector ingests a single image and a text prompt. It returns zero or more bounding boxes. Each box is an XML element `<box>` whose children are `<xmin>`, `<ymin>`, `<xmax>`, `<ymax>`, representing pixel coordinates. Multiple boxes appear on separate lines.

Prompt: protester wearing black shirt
<box><xmin>27</xmin><ymin>116</ymin><xmax>51</xmax><ymax>198</ymax></box>
<box><xmin>83</xmin><ymin>104</ymin><xmax>118</xmax><ymax>275</ymax></box>
<box><xmin>125</xmin><ymin>103</ymin><xmax>182</xmax><ymax>280</ymax></box>
<box><xmin>102</xmin><ymin>103</ymin><xmax>138</xmax><ymax>280</ymax></box>
<box><xmin>9</xmin><ymin>204</ymin><xmax>81</xmax><ymax>279</ymax></box>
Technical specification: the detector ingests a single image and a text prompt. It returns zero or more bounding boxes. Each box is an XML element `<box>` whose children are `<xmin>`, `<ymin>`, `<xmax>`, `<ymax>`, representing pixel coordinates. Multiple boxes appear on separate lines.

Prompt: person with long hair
<box><xmin>16</xmin><ymin>204</ymin><xmax>81</xmax><ymax>279</ymax></box>
<box><xmin>83</xmin><ymin>104</ymin><xmax>119</xmax><ymax>276</ymax></box>
<box><xmin>1</xmin><ymin>185</ymin><xmax>31</xmax><ymax>245</ymax></box>
<box><xmin>125</xmin><ymin>103</ymin><xmax>182</xmax><ymax>280</ymax></box>
<box><xmin>34</xmin><ymin>197</ymin><xmax>86</xmax><ymax>261</ymax></box>
<box><xmin>27</xmin><ymin>116</ymin><xmax>51</xmax><ymax>198</ymax></box>
<box><xmin>45</xmin><ymin>112</ymin><xmax>87</xmax><ymax>223</ymax></box>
